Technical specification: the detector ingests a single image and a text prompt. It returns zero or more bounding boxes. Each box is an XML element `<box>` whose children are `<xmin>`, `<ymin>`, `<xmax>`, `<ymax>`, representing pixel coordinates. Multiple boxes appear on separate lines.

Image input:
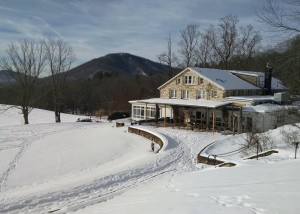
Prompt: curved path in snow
<box><xmin>0</xmin><ymin>123</ymin><xmax>187</xmax><ymax>213</ymax></box>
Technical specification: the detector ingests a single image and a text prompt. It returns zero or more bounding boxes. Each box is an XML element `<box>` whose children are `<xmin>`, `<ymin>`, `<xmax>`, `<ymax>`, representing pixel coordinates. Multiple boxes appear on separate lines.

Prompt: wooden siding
<box><xmin>233</xmin><ymin>73</ymin><xmax>259</xmax><ymax>86</ymax></box>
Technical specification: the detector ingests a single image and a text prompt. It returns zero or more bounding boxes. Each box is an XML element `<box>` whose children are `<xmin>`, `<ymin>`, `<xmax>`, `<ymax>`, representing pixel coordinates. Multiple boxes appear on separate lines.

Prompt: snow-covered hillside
<box><xmin>0</xmin><ymin>105</ymin><xmax>299</xmax><ymax>213</ymax></box>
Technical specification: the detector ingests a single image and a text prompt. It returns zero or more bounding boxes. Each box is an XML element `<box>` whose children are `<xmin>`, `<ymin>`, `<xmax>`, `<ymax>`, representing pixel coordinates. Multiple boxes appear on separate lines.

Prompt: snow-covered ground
<box><xmin>0</xmin><ymin>105</ymin><xmax>299</xmax><ymax>213</ymax></box>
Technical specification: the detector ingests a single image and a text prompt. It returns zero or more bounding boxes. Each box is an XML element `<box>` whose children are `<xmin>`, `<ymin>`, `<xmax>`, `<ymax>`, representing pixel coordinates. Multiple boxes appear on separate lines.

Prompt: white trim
<box><xmin>130</xmin><ymin>98</ymin><xmax>231</xmax><ymax>108</ymax></box>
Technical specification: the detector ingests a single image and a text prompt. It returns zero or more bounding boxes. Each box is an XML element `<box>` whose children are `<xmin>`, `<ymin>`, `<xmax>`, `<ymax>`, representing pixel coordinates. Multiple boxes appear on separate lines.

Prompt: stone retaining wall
<box><xmin>128</xmin><ymin>127</ymin><xmax>164</xmax><ymax>152</ymax></box>
<box><xmin>197</xmin><ymin>155</ymin><xmax>224</xmax><ymax>165</ymax></box>
<box><xmin>246</xmin><ymin>150</ymin><xmax>279</xmax><ymax>160</ymax></box>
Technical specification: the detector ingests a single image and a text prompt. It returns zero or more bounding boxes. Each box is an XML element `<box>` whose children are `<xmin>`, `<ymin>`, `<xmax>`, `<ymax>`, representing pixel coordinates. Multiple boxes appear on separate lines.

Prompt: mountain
<box><xmin>66</xmin><ymin>53</ymin><xmax>167</xmax><ymax>80</ymax></box>
<box><xmin>0</xmin><ymin>70</ymin><xmax>16</xmax><ymax>86</ymax></box>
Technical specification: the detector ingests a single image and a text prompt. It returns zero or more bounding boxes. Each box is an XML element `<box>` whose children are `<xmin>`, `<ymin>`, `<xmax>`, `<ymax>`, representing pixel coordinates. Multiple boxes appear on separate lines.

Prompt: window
<box><xmin>181</xmin><ymin>90</ymin><xmax>189</xmax><ymax>99</ymax></box>
<box><xmin>146</xmin><ymin>106</ymin><xmax>156</xmax><ymax>118</ymax></box>
<box><xmin>176</xmin><ymin>77</ymin><xmax>181</xmax><ymax>85</ymax></box>
<box><xmin>210</xmin><ymin>90</ymin><xmax>217</xmax><ymax>98</ymax></box>
<box><xmin>194</xmin><ymin>111</ymin><xmax>205</xmax><ymax>123</ymax></box>
<box><xmin>133</xmin><ymin>106</ymin><xmax>156</xmax><ymax>119</ymax></box>
<box><xmin>185</xmin><ymin>75</ymin><xmax>195</xmax><ymax>84</ymax></box>
<box><xmin>196</xmin><ymin>90</ymin><xmax>206</xmax><ymax>99</ymax></box>
<box><xmin>133</xmin><ymin>106</ymin><xmax>145</xmax><ymax>119</ymax></box>
<box><xmin>277</xmin><ymin>114</ymin><xmax>284</xmax><ymax>123</ymax></box>
<box><xmin>198</xmin><ymin>78</ymin><xmax>203</xmax><ymax>84</ymax></box>
<box><xmin>169</xmin><ymin>89</ymin><xmax>177</xmax><ymax>98</ymax></box>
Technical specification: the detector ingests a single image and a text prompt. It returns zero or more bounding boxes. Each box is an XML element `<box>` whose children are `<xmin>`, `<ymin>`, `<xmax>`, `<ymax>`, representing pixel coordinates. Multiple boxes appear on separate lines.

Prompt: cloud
<box><xmin>0</xmin><ymin>0</ymin><xmax>267</xmax><ymax>66</ymax></box>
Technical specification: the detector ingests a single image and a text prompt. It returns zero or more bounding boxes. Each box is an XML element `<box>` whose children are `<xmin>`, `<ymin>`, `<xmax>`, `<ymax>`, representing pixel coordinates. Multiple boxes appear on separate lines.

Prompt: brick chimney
<box><xmin>264</xmin><ymin>63</ymin><xmax>272</xmax><ymax>95</ymax></box>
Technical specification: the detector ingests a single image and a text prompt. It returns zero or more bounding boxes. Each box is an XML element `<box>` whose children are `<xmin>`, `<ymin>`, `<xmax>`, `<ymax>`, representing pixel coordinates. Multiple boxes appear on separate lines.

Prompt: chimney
<box><xmin>264</xmin><ymin>63</ymin><xmax>272</xmax><ymax>95</ymax></box>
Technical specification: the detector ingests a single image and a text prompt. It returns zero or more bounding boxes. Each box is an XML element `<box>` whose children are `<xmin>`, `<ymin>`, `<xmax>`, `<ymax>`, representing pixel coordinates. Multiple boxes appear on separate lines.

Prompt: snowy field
<box><xmin>0</xmin><ymin>105</ymin><xmax>299</xmax><ymax>213</ymax></box>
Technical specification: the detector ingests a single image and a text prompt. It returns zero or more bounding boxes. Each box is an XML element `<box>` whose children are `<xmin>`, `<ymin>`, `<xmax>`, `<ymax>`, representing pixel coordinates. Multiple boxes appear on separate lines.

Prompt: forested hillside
<box><xmin>67</xmin><ymin>53</ymin><xmax>167</xmax><ymax>80</ymax></box>
<box><xmin>0</xmin><ymin>53</ymin><xmax>171</xmax><ymax>116</ymax></box>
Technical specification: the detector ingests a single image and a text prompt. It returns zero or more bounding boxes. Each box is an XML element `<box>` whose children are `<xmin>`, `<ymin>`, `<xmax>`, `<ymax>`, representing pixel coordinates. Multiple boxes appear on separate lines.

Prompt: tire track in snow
<box><xmin>1</xmin><ymin>125</ymin><xmax>205</xmax><ymax>213</ymax></box>
<box><xmin>60</xmin><ymin>133</ymin><xmax>188</xmax><ymax>213</ymax></box>
<box><xmin>0</xmin><ymin>132</ymin><xmax>184</xmax><ymax>214</ymax></box>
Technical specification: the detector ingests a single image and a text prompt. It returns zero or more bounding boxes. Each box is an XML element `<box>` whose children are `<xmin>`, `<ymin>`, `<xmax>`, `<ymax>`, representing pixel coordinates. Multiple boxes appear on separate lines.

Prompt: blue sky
<box><xmin>0</xmin><ymin>0</ymin><xmax>268</xmax><ymax>66</ymax></box>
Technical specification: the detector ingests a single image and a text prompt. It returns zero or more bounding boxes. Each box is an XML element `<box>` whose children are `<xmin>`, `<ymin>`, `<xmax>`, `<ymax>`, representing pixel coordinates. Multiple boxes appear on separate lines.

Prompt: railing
<box><xmin>197</xmin><ymin>140</ymin><xmax>236</xmax><ymax>167</ymax></box>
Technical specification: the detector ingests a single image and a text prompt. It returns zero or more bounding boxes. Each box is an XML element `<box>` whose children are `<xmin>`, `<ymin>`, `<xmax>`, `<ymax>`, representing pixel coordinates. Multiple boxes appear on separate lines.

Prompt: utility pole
<box><xmin>293</xmin><ymin>142</ymin><xmax>299</xmax><ymax>159</ymax></box>
<box><xmin>256</xmin><ymin>139</ymin><xmax>259</xmax><ymax>160</ymax></box>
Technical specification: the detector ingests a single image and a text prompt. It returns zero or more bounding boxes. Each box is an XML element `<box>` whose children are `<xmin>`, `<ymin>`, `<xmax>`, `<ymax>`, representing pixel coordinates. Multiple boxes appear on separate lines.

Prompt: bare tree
<box><xmin>158</xmin><ymin>33</ymin><xmax>178</xmax><ymax>79</ymax></box>
<box><xmin>281</xmin><ymin>119</ymin><xmax>300</xmax><ymax>158</ymax></box>
<box><xmin>258</xmin><ymin>0</ymin><xmax>300</xmax><ymax>35</ymax></box>
<box><xmin>282</xmin><ymin>128</ymin><xmax>300</xmax><ymax>145</ymax></box>
<box><xmin>243</xmin><ymin>129</ymin><xmax>275</xmax><ymax>158</ymax></box>
<box><xmin>207</xmin><ymin>15</ymin><xmax>239</xmax><ymax>69</ymax></box>
<box><xmin>237</xmin><ymin>25</ymin><xmax>262</xmax><ymax>68</ymax></box>
<box><xmin>238</xmin><ymin>25</ymin><xmax>262</xmax><ymax>57</ymax></box>
<box><xmin>280</xmin><ymin>102</ymin><xmax>300</xmax><ymax>147</ymax></box>
<box><xmin>45</xmin><ymin>38</ymin><xmax>75</xmax><ymax>123</ymax></box>
<box><xmin>194</xmin><ymin>32</ymin><xmax>213</xmax><ymax>67</ymax></box>
<box><xmin>178</xmin><ymin>24</ymin><xmax>201</xmax><ymax>67</ymax></box>
<box><xmin>0</xmin><ymin>39</ymin><xmax>47</xmax><ymax>124</ymax></box>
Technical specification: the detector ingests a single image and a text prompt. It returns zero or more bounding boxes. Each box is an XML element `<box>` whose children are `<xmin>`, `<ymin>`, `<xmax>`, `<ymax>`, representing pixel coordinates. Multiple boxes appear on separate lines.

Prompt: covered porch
<box><xmin>129</xmin><ymin>98</ymin><xmax>245</xmax><ymax>133</ymax></box>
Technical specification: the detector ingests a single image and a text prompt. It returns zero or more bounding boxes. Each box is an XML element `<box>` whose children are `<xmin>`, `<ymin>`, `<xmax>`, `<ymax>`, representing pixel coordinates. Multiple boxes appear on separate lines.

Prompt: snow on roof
<box><xmin>190</xmin><ymin>67</ymin><xmax>260</xmax><ymax>90</ymax></box>
<box><xmin>243</xmin><ymin>103</ymin><xmax>282</xmax><ymax>113</ymax></box>
<box><xmin>229</xmin><ymin>70</ymin><xmax>287</xmax><ymax>90</ymax></box>
<box><xmin>230</xmin><ymin>70</ymin><xmax>262</xmax><ymax>77</ymax></box>
<box><xmin>159</xmin><ymin>67</ymin><xmax>287</xmax><ymax>91</ymax></box>
<box><xmin>270</xmin><ymin>77</ymin><xmax>287</xmax><ymax>90</ymax></box>
<box><xmin>129</xmin><ymin>98</ymin><xmax>231</xmax><ymax>108</ymax></box>
<box><xmin>225</xmin><ymin>95</ymin><xmax>274</xmax><ymax>101</ymax></box>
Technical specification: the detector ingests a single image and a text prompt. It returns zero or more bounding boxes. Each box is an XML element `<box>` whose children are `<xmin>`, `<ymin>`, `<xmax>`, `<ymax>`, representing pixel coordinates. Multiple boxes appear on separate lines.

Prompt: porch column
<box><xmin>164</xmin><ymin>104</ymin><xmax>167</xmax><ymax>127</ymax></box>
<box><xmin>238</xmin><ymin>107</ymin><xmax>242</xmax><ymax>133</ymax></box>
<box><xmin>206</xmin><ymin>108</ymin><xmax>209</xmax><ymax>131</ymax></box>
<box><xmin>155</xmin><ymin>104</ymin><xmax>159</xmax><ymax>124</ymax></box>
<box><xmin>231</xmin><ymin>105</ymin><xmax>234</xmax><ymax>131</ymax></box>
<box><xmin>145</xmin><ymin>103</ymin><xmax>148</xmax><ymax>122</ymax></box>
<box><xmin>237</xmin><ymin>115</ymin><xmax>240</xmax><ymax>134</ymax></box>
<box><xmin>233</xmin><ymin>114</ymin><xmax>235</xmax><ymax>135</ymax></box>
<box><xmin>212</xmin><ymin>108</ymin><xmax>215</xmax><ymax>134</ymax></box>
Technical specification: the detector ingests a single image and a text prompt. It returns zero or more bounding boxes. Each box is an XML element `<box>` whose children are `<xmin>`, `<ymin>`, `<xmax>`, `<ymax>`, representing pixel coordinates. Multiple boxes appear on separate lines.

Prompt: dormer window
<box><xmin>185</xmin><ymin>76</ymin><xmax>195</xmax><ymax>84</ymax></box>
